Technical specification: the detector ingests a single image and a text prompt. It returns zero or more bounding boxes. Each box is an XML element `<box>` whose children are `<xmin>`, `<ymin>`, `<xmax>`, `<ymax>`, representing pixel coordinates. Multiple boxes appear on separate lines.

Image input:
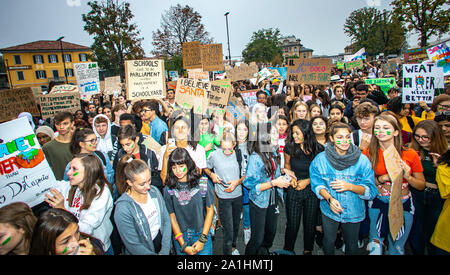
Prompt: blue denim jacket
<box><xmin>149</xmin><ymin>116</ymin><xmax>168</xmax><ymax>144</ymax></box>
<box><xmin>243</xmin><ymin>150</ymin><xmax>283</xmax><ymax>209</ymax></box>
<box><xmin>309</xmin><ymin>151</ymin><xmax>377</xmax><ymax>223</ymax></box>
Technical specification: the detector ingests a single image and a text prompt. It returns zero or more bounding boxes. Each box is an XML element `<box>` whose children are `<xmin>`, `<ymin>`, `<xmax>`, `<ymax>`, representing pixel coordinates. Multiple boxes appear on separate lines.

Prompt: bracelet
<box><xmin>180</xmin><ymin>242</ymin><xmax>187</xmax><ymax>252</ymax></box>
<box><xmin>269</xmin><ymin>180</ymin><xmax>273</xmax><ymax>188</ymax></box>
<box><xmin>198</xmin><ymin>233</ymin><xmax>208</xmax><ymax>244</ymax></box>
<box><xmin>175</xmin><ymin>233</ymin><xmax>183</xmax><ymax>241</ymax></box>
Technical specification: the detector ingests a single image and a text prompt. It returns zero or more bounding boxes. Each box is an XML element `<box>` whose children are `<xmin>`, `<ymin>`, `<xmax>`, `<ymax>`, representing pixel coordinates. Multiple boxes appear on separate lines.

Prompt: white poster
<box><xmin>402</xmin><ymin>63</ymin><xmax>444</xmax><ymax>104</ymax></box>
<box><xmin>125</xmin><ymin>59</ymin><xmax>166</xmax><ymax>101</ymax></box>
<box><xmin>0</xmin><ymin>117</ymin><xmax>58</xmax><ymax>207</ymax></box>
<box><xmin>344</xmin><ymin>48</ymin><xmax>367</xmax><ymax>63</ymax></box>
<box><xmin>74</xmin><ymin>62</ymin><xmax>100</xmax><ymax>99</ymax></box>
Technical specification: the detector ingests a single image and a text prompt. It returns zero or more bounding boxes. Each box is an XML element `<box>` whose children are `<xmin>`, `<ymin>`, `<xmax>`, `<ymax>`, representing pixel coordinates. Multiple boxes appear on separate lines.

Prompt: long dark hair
<box><xmin>115</xmin><ymin>154</ymin><xmax>150</xmax><ymax>195</ymax></box>
<box><xmin>287</xmin><ymin>119</ymin><xmax>324</xmax><ymax>160</ymax></box>
<box><xmin>170</xmin><ymin>115</ymin><xmax>199</xmax><ymax>149</ymax></box>
<box><xmin>70</xmin><ymin>127</ymin><xmax>95</xmax><ymax>154</ymax></box>
<box><xmin>165</xmin><ymin>148</ymin><xmax>201</xmax><ymax>190</ymax></box>
<box><xmin>249</xmin><ymin>122</ymin><xmax>280</xmax><ymax>178</ymax></box>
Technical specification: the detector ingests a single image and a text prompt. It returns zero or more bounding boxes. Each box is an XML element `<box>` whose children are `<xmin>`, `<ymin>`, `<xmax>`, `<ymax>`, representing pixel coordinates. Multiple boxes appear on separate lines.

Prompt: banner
<box><xmin>201</xmin><ymin>44</ymin><xmax>224</xmax><ymax>72</ymax></box>
<box><xmin>402</xmin><ymin>63</ymin><xmax>444</xmax><ymax>104</ymax></box>
<box><xmin>225</xmin><ymin>62</ymin><xmax>258</xmax><ymax>82</ymax></box>
<box><xmin>403</xmin><ymin>47</ymin><xmax>427</xmax><ymax>63</ymax></box>
<box><xmin>427</xmin><ymin>43</ymin><xmax>450</xmax><ymax>76</ymax></box>
<box><xmin>345</xmin><ymin>59</ymin><xmax>364</xmax><ymax>70</ymax></box>
<box><xmin>240</xmin><ymin>89</ymin><xmax>259</xmax><ymax>109</ymax></box>
<box><xmin>73</xmin><ymin>62</ymin><xmax>100</xmax><ymax>96</ymax></box>
<box><xmin>125</xmin><ymin>59</ymin><xmax>166</xmax><ymax>101</ymax></box>
<box><xmin>365</xmin><ymin>78</ymin><xmax>397</xmax><ymax>93</ymax></box>
<box><xmin>104</xmin><ymin>76</ymin><xmax>122</xmax><ymax>95</ymax></box>
<box><xmin>182</xmin><ymin>41</ymin><xmax>203</xmax><ymax>69</ymax></box>
<box><xmin>0</xmin><ymin>117</ymin><xmax>58</xmax><ymax>207</ymax></box>
<box><xmin>39</xmin><ymin>92</ymin><xmax>81</xmax><ymax>119</ymax></box>
<box><xmin>50</xmin><ymin>84</ymin><xmax>79</xmax><ymax>94</ymax></box>
<box><xmin>344</xmin><ymin>48</ymin><xmax>366</xmax><ymax>62</ymax></box>
<box><xmin>0</xmin><ymin>87</ymin><xmax>40</xmax><ymax>122</ymax></box>
<box><xmin>287</xmin><ymin>58</ymin><xmax>332</xmax><ymax>85</ymax></box>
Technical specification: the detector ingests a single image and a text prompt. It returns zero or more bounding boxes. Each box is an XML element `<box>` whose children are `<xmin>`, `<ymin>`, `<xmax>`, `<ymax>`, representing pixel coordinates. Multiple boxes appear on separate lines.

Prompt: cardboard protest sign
<box><xmin>209</xmin><ymin>79</ymin><xmax>232</xmax><ymax>115</ymax></box>
<box><xmin>258</xmin><ymin>68</ymin><xmax>273</xmax><ymax>82</ymax></box>
<box><xmin>39</xmin><ymin>92</ymin><xmax>81</xmax><ymax>119</ymax></box>
<box><xmin>402</xmin><ymin>63</ymin><xmax>444</xmax><ymax>104</ymax></box>
<box><xmin>188</xmin><ymin>69</ymin><xmax>209</xmax><ymax>81</ymax></box>
<box><xmin>383</xmin><ymin>145</ymin><xmax>405</xmax><ymax>240</ymax></box>
<box><xmin>201</xmin><ymin>43</ymin><xmax>224</xmax><ymax>72</ymax></box>
<box><xmin>142</xmin><ymin>136</ymin><xmax>162</xmax><ymax>159</ymax></box>
<box><xmin>167</xmin><ymin>81</ymin><xmax>177</xmax><ymax>91</ymax></box>
<box><xmin>227</xmin><ymin>95</ymin><xmax>249</xmax><ymax>122</ymax></box>
<box><xmin>427</xmin><ymin>43</ymin><xmax>450</xmax><ymax>76</ymax></box>
<box><xmin>382</xmin><ymin>62</ymin><xmax>397</xmax><ymax>75</ymax></box>
<box><xmin>104</xmin><ymin>76</ymin><xmax>122</xmax><ymax>95</ymax></box>
<box><xmin>0</xmin><ymin>88</ymin><xmax>40</xmax><ymax>122</ymax></box>
<box><xmin>403</xmin><ymin>47</ymin><xmax>428</xmax><ymax>63</ymax></box>
<box><xmin>0</xmin><ymin>117</ymin><xmax>58</xmax><ymax>207</ymax></box>
<box><xmin>74</xmin><ymin>62</ymin><xmax>100</xmax><ymax>95</ymax></box>
<box><xmin>287</xmin><ymin>58</ymin><xmax>332</xmax><ymax>85</ymax></box>
<box><xmin>182</xmin><ymin>41</ymin><xmax>203</xmax><ymax>69</ymax></box>
<box><xmin>365</xmin><ymin>78</ymin><xmax>397</xmax><ymax>93</ymax></box>
<box><xmin>345</xmin><ymin>59</ymin><xmax>364</xmax><ymax>70</ymax></box>
<box><xmin>50</xmin><ymin>84</ymin><xmax>79</xmax><ymax>94</ymax></box>
<box><xmin>240</xmin><ymin>89</ymin><xmax>259</xmax><ymax>109</ymax></box>
<box><xmin>169</xmin><ymin>71</ymin><xmax>179</xmax><ymax>81</ymax></box>
<box><xmin>175</xmin><ymin>78</ymin><xmax>210</xmax><ymax>114</ymax></box>
<box><xmin>125</xmin><ymin>59</ymin><xmax>166</xmax><ymax>101</ymax></box>
<box><xmin>225</xmin><ymin>62</ymin><xmax>258</xmax><ymax>82</ymax></box>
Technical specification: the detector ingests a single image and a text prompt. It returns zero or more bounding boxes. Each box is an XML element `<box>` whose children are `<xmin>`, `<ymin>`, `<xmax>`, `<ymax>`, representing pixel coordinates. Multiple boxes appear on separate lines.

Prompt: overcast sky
<box><xmin>0</xmin><ymin>0</ymin><xmax>430</xmax><ymax>58</ymax></box>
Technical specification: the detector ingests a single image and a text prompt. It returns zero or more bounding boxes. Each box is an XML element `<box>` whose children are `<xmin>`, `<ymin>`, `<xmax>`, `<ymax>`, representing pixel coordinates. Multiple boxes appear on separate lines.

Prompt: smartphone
<box><xmin>282</xmin><ymin>174</ymin><xmax>292</xmax><ymax>182</ymax></box>
<box><xmin>168</xmin><ymin>138</ymin><xmax>175</xmax><ymax>147</ymax></box>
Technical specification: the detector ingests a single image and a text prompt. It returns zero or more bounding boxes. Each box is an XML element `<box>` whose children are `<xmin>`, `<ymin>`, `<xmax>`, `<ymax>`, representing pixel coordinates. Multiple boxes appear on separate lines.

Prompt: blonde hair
<box><xmin>291</xmin><ymin>101</ymin><xmax>311</xmax><ymax>121</ymax></box>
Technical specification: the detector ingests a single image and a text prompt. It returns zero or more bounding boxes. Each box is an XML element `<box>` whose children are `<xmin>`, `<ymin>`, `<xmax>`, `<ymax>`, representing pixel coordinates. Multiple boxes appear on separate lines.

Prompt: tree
<box><xmin>344</xmin><ymin>7</ymin><xmax>407</xmax><ymax>56</ymax></box>
<box><xmin>391</xmin><ymin>0</ymin><xmax>449</xmax><ymax>47</ymax></box>
<box><xmin>242</xmin><ymin>28</ymin><xmax>283</xmax><ymax>65</ymax></box>
<box><xmin>82</xmin><ymin>0</ymin><xmax>145</xmax><ymax>78</ymax></box>
<box><xmin>151</xmin><ymin>4</ymin><xmax>213</xmax><ymax>58</ymax></box>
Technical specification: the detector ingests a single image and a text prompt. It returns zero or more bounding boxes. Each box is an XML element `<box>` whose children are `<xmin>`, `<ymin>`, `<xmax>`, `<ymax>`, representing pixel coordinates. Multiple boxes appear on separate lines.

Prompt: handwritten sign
<box><xmin>182</xmin><ymin>41</ymin><xmax>203</xmax><ymax>70</ymax></box>
<box><xmin>209</xmin><ymin>79</ymin><xmax>232</xmax><ymax>115</ymax></box>
<box><xmin>125</xmin><ymin>59</ymin><xmax>166</xmax><ymax>101</ymax></box>
<box><xmin>240</xmin><ymin>89</ymin><xmax>259</xmax><ymax>109</ymax></box>
<box><xmin>403</xmin><ymin>47</ymin><xmax>427</xmax><ymax>63</ymax></box>
<box><xmin>50</xmin><ymin>84</ymin><xmax>79</xmax><ymax>94</ymax></box>
<box><xmin>39</xmin><ymin>92</ymin><xmax>81</xmax><ymax>119</ymax></box>
<box><xmin>402</xmin><ymin>63</ymin><xmax>444</xmax><ymax>104</ymax></box>
<box><xmin>201</xmin><ymin>44</ymin><xmax>224</xmax><ymax>72</ymax></box>
<box><xmin>74</xmin><ymin>62</ymin><xmax>100</xmax><ymax>96</ymax></box>
<box><xmin>345</xmin><ymin>59</ymin><xmax>364</xmax><ymax>70</ymax></box>
<box><xmin>188</xmin><ymin>69</ymin><xmax>209</xmax><ymax>81</ymax></box>
<box><xmin>0</xmin><ymin>117</ymin><xmax>58</xmax><ymax>207</ymax></box>
<box><xmin>427</xmin><ymin>43</ymin><xmax>449</xmax><ymax>76</ymax></box>
<box><xmin>0</xmin><ymin>88</ymin><xmax>40</xmax><ymax>122</ymax></box>
<box><xmin>365</xmin><ymin>78</ymin><xmax>397</xmax><ymax>93</ymax></box>
<box><xmin>175</xmin><ymin>78</ymin><xmax>210</xmax><ymax>114</ymax></box>
<box><xmin>287</xmin><ymin>58</ymin><xmax>332</xmax><ymax>85</ymax></box>
<box><xmin>225</xmin><ymin>62</ymin><xmax>258</xmax><ymax>82</ymax></box>
<box><xmin>104</xmin><ymin>76</ymin><xmax>122</xmax><ymax>95</ymax></box>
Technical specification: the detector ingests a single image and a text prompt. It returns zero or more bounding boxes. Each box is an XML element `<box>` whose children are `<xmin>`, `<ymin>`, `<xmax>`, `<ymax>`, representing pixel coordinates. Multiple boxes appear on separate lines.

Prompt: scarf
<box><xmin>371</xmin><ymin>197</ymin><xmax>412</xmax><ymax>241</ymax></box>
<box><xmin>325</xmin><ymin>143</ymin><xmax>361</xmax><ymax>171</ymax></box>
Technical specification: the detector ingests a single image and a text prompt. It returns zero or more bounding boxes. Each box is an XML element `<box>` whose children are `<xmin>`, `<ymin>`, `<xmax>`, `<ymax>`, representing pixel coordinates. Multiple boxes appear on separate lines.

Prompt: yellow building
<box><xmin>0</xmin><ymin>40</ymin><xmax>92</xmax><ymax>92</ymax></box>
<box><xmin>279</xmin><ymin>36</ymin><xmax>313</xmax><ymax>63</ymax></box>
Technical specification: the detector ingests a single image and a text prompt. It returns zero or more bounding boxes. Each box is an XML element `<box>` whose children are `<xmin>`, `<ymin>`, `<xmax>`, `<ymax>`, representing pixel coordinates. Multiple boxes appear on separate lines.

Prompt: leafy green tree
<box><xmin>82</xmin><ymin>0</ymin><xmax>145</xmax><ymax>79</ymax></box>
<box><xmin>242</xmin><ymin>28</ymin><xmax>283</xmax><ymax>64</ymax></box>
<box><xmin>391</xmin><ymin>0</ymin><xmax>449</xmax><ymax>47</ymax></box>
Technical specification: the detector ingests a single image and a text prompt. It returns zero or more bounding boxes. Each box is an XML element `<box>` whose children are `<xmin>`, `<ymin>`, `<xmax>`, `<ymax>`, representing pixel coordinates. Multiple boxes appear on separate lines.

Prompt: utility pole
<box><xmin>57</xmin><ymin>36</ymin><xmax>68</xmax><ymax>84</ymax></box>
<box><xmin>224</xmin><ymin>12</ymin><xmax>231</xmax><ymax>66</ymax></box>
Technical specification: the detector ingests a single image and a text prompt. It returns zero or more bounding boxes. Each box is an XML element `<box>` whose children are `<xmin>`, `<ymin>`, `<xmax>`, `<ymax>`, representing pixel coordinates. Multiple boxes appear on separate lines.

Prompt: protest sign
<box><xmin>258</xmin><ymin>68</ymin><xmax>273</xmax><ymax>82</ymax></box>
<box><xmin>402</xmin><ymin>63</ymin><xmax>444</xmax><ymax>104</ymax></box>
<box><xmin>104</xmin><ymin>76</ymin><xmax>122</xmax><ymax>95</ymax></box>
<box><xmin>225</xmin><ymin>62</ymin><xmax>258</xmax><ymax>82</ymax></box>
<box><xmin>188</xmin><ymin>69</ymin><xmax>209</xmax><ymax>81</ymax></box>
<box><xmin>344</xmin><ymin>48</ymin><xmax>366</xmax><ymax>62</ymax></box>
<box><xmin>209</xmin><ymin>79</ymin><xmax>232</xmax><ymax>115</ymax></box>
<box><xmin>50</xmin><ymin>84</ymin><xmax>79</xmax><ymax>94</ymax></box>
<box><xmin>427</xmin><ymin>43</ymin><xmax>450</xmax><ymax>76</ymax></box>
<box><xmin>0</xmin><ymin>117</ymin><xmax>58</xmax><ymax>208</ymax></box>
<box><xmin>365</xmin><ymin>78</ymin><xmax>397</xmax><ymax>93</ymax></box>
<box><xmin>287</xmin><ymin>58</ymin><xmax>332</xmax><ymax>85</ymax></box>
<box><xmin>169</xmin><ymin>71</ymin><xmax>179</xmax><ymax>81</ymax></box>
<box><xmin>175</xmin><ymin>78</ymin><xmax>210</xmax><ymax>114</ymax></box>
<box><xmin>125</xmin><ymin>59</ymin><xmax>166</xmax><ymax>101</ymax></box>
<box><xmin>182</xmin><ymin>41</ymin><xmax>203</xmax><ymax>69</ymax></box>
<box><xmin>383</xmin><ymin>145</ymin><xmax>405</xmax><ymax>240</ymax></box>
<box><xmin>382</xmin><ymin>62</ymin><xmax>397</xmax><ymax>75</ymax></box>
<box><xmin>201</xmin><ymin>43</ymin><xmax>224</xmax><ymax>72</ymax></box>
<box><xmin>403</xmin><ymin>47</ymin><xmax>428</xmax><ymax>63</ymax></box>
<box><xmin>240</xmin><ymin>89</ymin><xmax>259</xmax><ymax>109</ymax></box>
<box><xmin>0</xmin><ymin>87</ymin><xmax>40</xmax><ymax>122</ymax></box>
<box><xmin>39</xmin><ymin>92</ymin><xmax>81</xmax><ymax>119</ymax></box>
<box><xmin>167</xmin><ymin>81</ymin><xmax>177</xmax><ymax>91</ymax></box>
<box><xmin>345</xmin><ymin>59</ymin><xmax>364</xmax><ymax>70</ymax></box>
<box><xmin>74</xmin><ymin>62</ymin><xmax>100</xmax><ymax>95</ymax></box>
<box><xmin>227</xmin><ymin>95</ymin><xmax>249</xmax><ymax>122</ymax></box>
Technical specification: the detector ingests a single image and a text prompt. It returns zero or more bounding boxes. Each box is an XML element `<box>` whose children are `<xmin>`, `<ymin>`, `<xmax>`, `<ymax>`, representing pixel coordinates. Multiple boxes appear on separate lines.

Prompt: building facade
<box><xmin>0</xmin><ymin>40</ymin><xmax>92</xmax><ymax>92</ymax></box>
<box><xmin>279</xmin><ymin>35</ymin><xmax>313</xmax><ymax>63</ymax></box>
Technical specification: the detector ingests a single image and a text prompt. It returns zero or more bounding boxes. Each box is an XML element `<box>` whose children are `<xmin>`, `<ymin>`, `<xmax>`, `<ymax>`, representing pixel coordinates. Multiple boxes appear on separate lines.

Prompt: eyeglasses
<box><xmin>84</xmin><ymin>137</ymin><xmax>99</xmax><ymax>144</ymax></box>
<box><xmin>438</xmin><ymin>104</ymin><xmax>450</xmax><ymax>110</ymax></box>
<box><xmin>414</xmin><ymin>134</ymin><xmax>430</xmax><ymax>142</ymax></box>
<box><xmin>140</xmin><ymin>108</ymin><xmax>152</xmax><ymax>113</ymax></box>
<box><xmin>435</xmin><ymin>111</ymin><xmax>450</xmax><ymax>117</ymax></box>
<box><xmin>356</xmin><ymin>117</ymin><xmax>371</xmax><ymax>123</ymax></box>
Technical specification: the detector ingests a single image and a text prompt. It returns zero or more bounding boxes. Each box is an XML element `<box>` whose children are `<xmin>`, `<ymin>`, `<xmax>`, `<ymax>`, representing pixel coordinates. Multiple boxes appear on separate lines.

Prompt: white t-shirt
<box><xmin>158</xmin><ymin>144</ymin><xmax>207</xmax><ymax>170</ymax></box>
<box><xmin>136</xmin><ymin>193</ymin><xmax>161</xmax><ymax>240</ymax></box>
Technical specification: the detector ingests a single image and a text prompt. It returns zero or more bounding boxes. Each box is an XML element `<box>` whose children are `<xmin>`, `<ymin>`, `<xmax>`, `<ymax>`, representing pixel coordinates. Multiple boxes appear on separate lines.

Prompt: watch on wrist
<box><xmin>198</xmin><ymin>233</ymin><xmax>208</xmax><ymax>244</ymax></box>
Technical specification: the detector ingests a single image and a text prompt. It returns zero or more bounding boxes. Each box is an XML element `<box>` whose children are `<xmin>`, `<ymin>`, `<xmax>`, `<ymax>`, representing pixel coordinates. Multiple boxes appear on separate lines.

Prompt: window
<box><xmin>35</xmin><ymin>70</ymin><xmax>47</xmax><ymax>79</ymax></box>
<box><xmin>79</xmin><ymin>53</ymin><xmax>88</xmax><ymax>62</ymax></box>
<box><xmin>14</xmin><ymin>55</ymin><xmax>22</xmax><ymax>65</ymax></box>
<box><xmin>17</xmin><ymin>71</ymin><xmax>24</xmax><ymax>81</ymax></box>
<box><xmin>65</xmin><ymin>68</ymin><xmax>74</xmax><ymax>77</ymax></box>
<box><xmin>52</xmin><ymin>70</ymin><xmax>59</xmax><ymax>78</ymax></box>
<box><xmin>48</xmin><ymin>54</ymin><xmax>58</xmax><ymax>63</ymax></box>
<box><xmin>63</xmin><ymin>54</ymin><xmax>72</xmax><ymax>63</ymax></box>
<box><xmin>33</xmin><ymin>55</ymin><xmax>44</xmax><ymax>64</ymax></box>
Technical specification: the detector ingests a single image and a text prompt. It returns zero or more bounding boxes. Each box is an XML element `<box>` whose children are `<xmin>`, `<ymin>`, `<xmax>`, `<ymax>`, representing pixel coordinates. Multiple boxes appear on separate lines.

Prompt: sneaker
<box><xmin>358</xmin><ymin>240</ymin><xmax>365</xmax><ymax>249</ymax></box>
<box><xmin>244</xmin><ymin>228</ymin><xmax>251</xmax><ymax>245</ymax></box>
<box><xmin>367</xmin><ymin>241</ymin><xmax>382</xmax><ymax>255</ymax></box>
<box><xmin>341</xmin><ymin>244</ymin><xmax>345</xmax><ymax>253</ymax></box>
<box><xmin>232</xmin><ymin>248</ymin><xmax>240</xmax><ymax>255</ymax></box>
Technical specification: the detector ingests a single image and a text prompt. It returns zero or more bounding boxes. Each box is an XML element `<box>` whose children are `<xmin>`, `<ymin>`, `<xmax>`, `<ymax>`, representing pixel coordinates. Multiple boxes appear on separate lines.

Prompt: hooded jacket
<box><xmin>92</xmin><ymin>114</ymin><xmax>117</xmax><ymax>160</ymax></box>
<box><xmin>114</xmin><ymin>185</ymin><xmax>172</xmax><ymax>255</ymax></box>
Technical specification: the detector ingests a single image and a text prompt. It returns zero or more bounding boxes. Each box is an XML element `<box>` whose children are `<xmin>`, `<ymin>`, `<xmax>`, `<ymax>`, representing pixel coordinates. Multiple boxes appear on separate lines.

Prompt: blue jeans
<box><xmin>173</xmin><ymin>229</ymin><xmax>213</xmax><ymax>255</ymax></box>
<box><xmin>368</xmin><ymin>196</ymin><xmax>414</xmax><ymax>255</ymax></box>
<box><xmin>243</xmin><ymin>204</ymin><xmax>250</xmax><ymax>229</ymax></box>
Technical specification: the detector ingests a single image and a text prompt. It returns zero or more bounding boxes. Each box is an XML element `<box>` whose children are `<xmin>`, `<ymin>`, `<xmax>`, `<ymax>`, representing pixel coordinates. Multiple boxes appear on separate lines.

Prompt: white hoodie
<box><xmin>92</xmin><ymin>114</ymin><xmax>114</xmax><ymax>158</ymax></box>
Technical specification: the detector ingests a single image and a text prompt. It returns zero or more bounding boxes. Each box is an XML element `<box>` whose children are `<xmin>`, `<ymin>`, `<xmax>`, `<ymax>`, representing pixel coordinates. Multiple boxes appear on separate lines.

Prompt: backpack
<box><xmin>94</xmin><ymin>150</ymin><xmax>107</xmax><ymax>167</ymax></box>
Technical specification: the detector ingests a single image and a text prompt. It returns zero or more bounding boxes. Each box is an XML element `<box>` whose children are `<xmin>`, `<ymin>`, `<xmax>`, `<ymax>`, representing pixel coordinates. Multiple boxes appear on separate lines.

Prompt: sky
<box><xmin>0</xmin><ymin>0</ymin><xmax>432</xmax><ymax>59</ymax></box>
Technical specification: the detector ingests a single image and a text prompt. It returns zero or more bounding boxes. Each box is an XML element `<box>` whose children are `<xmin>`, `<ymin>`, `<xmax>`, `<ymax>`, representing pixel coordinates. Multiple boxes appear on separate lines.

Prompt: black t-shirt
<box><xmin>284</xmin><ymin>143</ymin><xmax>314</xmax><ymax>180</ymax></box>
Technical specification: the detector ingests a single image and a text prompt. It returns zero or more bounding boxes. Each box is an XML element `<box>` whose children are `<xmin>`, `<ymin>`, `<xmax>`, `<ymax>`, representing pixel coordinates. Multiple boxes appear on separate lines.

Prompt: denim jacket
<box><xmin>309</xmin><ymin>151</ymin><xmax>377</xmax><ymax>223</ymax></box>
<box><xmin>243</xmin><ymin>150</ymin><xmax>283</xmax><ymax>209</ymax></box>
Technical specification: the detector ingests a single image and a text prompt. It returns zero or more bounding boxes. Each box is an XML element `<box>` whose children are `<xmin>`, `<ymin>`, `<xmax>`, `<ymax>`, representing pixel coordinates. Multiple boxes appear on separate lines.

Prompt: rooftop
<box><xmin>0</xmin><ymin>40</ymin><xmax>91</xmax><ymax>53</ymax></box>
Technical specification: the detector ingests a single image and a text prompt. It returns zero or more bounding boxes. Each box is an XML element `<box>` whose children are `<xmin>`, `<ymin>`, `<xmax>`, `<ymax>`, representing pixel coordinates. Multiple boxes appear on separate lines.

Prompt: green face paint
<box><xmin>1</xmin><ymin>236</ymin><xmax>11</xmax><ymax>246</ymax></box>
<box><xmin>374</xmin><ymin>130</ymin><xmax>379</xmax><ymax>135</ymax></box>
<box><xmin>62</xmin><ymin>246</ymin><xmax>68</xmax><ymax>254</ymax></box>
<box><xmin>336</xmin><ymin>140</ymin><xmax>342</xmax><ymax>145</ymax></box>
<box><xmin>182</xmin><ymin>167</ymin><xmax>187</xmax><ymax>172</ymax></box>
<box><xmin>73</xmin><ymin>172</ymin><xmax>79</xmax><ymax>177</ymax></box>
<box><xmin>386</xmin><ymin>131</ymin><xmax>392</xmax><ymax>135</ymax></box>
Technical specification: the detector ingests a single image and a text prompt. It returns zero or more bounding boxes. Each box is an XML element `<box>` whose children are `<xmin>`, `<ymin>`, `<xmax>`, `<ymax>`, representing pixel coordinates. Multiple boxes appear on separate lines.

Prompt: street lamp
<box><xmin>224</xmin><ymin>12</ymin><xmax>231</xmax><ymax>66</ymax></box>
<box><xmin>57</xmin><ymin>36</ymin><xmax>68</xmax><ymax>84</ymax></box>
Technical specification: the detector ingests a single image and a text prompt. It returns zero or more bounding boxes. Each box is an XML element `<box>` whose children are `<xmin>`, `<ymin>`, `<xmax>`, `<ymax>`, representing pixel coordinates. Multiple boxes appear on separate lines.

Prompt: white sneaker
<box><xmin>232</xmin><ymin>248</ymin><xmax>240</xmax><ymax>255</ymax></box>
<box><xmin>358</xmin><ymin>240</ymin><xmax>365</xmax><ymax>249</ymax></box>
<box><xmin>367</xmin><ymin>241</ymin><xmax>382</xmax><ymax>255</ymax></box>
<box><xmin>244</xmin><ymin>228</ymin><xmax>251</xmax><ymax>245</ymax></box>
